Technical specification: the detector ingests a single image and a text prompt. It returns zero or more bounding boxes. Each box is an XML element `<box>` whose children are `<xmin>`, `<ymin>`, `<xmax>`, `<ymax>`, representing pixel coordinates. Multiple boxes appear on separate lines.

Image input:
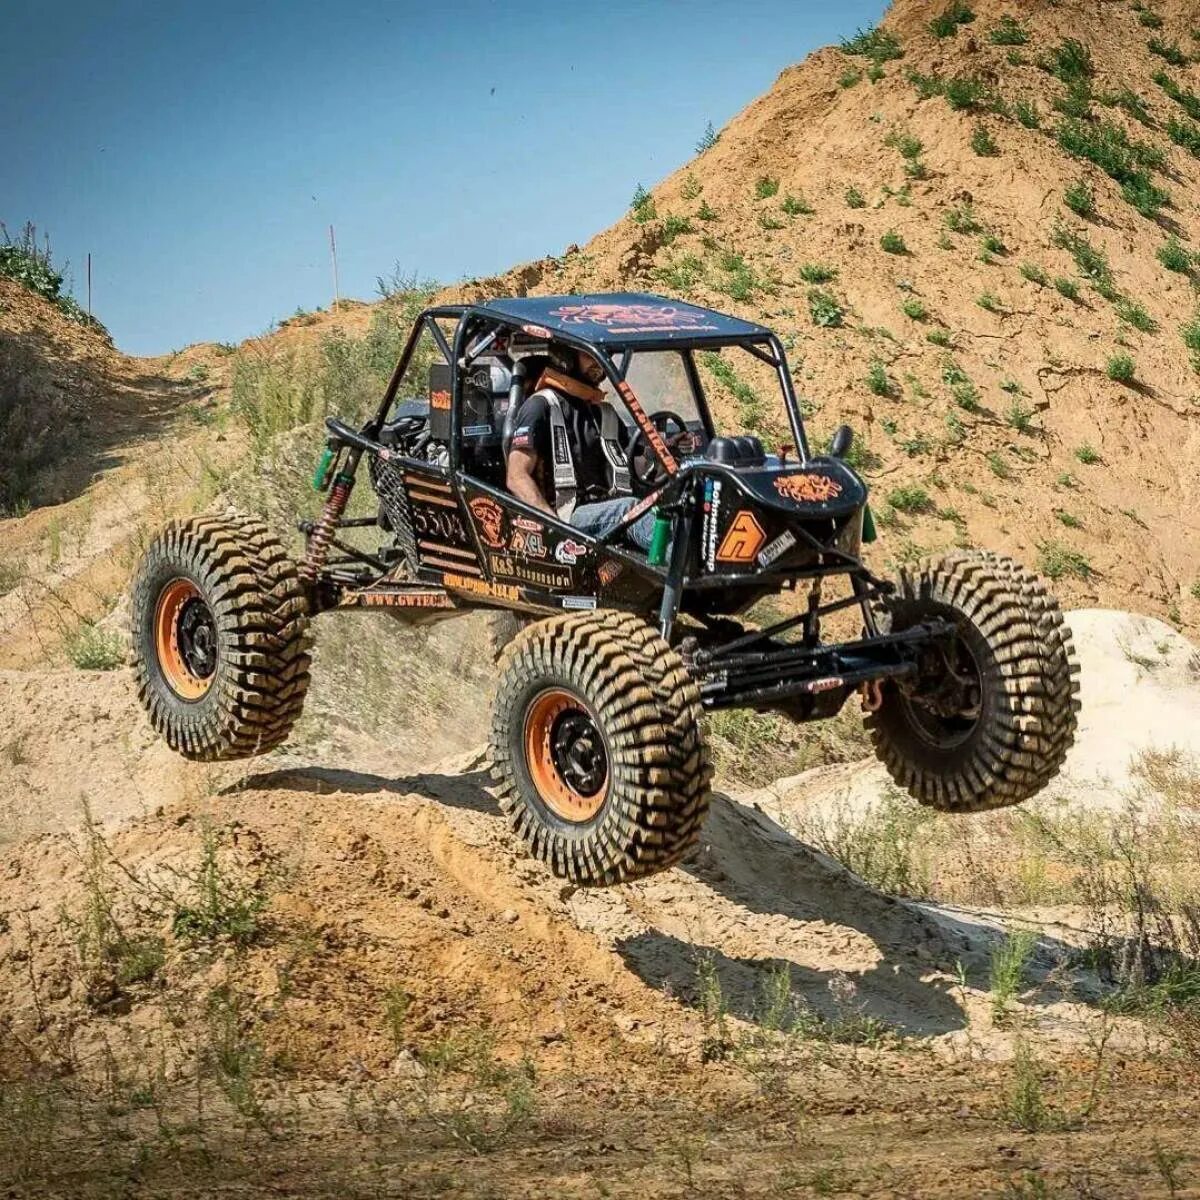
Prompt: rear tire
<box><xmin>865</xmin><ymin>551</ymin><xmax>1079</xmax><ymax>812</ymax></box>
<box><xmin>489</xmin><ymin>611</ymin><xmax>712</xmax><ymax>885</ymax></box>
<box><xmin>130</xmin><ymin>512</ymin><xmax>311</xmax><ymax>761</ymax></box>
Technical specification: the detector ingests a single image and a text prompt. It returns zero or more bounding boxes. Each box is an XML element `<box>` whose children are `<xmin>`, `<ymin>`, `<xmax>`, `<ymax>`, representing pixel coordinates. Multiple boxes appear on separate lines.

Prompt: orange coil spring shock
<box><xmin>301</xmin><ymin>474</ymin><xmax>354</xmax><ymax>582</ymax></box>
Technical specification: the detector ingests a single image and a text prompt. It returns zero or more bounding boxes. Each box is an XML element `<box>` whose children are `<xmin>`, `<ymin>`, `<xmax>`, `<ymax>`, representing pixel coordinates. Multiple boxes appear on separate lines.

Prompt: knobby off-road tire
<box><xmin>489</xmin><ymin>611</ymin><xmax>712</xmax><ymax>886</ymax></box>
<box><xmin>130</xmin><ymin>512</ymin><xmax>311</xmax><ymax>761</ymax></box>
<box><xmin>865</xmin><ymin>550</ymin><xmax>1080</xmax><ymax>813</ymax></box>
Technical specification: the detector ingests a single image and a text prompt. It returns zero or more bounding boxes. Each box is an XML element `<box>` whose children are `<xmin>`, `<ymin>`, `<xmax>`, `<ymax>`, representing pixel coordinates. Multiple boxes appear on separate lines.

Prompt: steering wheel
<box><xmin>628</xmin><ymin>410</ymin><xmax>692</xmax><ymax>493</ymax></box>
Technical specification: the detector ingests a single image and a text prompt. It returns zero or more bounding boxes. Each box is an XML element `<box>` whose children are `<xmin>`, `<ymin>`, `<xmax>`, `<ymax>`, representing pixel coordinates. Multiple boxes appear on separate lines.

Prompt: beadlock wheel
<box><xmin>866</xmin><ymin>550</ymin><xmax>1080</xmax><ymax>813</ymax></box>
<box><xmin>130</xmin><ymin>512</ymin><xmax>312</xmax><ymax>761</ymax></box>
<box><xmin>489</xmin><ymin>611</ymin><xmax>712</xmax><ymax>886</ymax></box>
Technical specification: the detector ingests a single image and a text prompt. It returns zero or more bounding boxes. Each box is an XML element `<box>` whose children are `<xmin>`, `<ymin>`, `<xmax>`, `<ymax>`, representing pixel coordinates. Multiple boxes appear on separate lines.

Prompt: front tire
<box><xmin>866</xmin><ymin>551</ymin><xmax>1079</xmax><ymax>812</ymax></box>
<box><xmin>489</xmin><ymin>611</ymin><xmax>712</xmax><ymax>885</ymax></box>
<box><xmin>130</xmin><ymin>512</ymin><xmax>311</xmax><ymax>761</ymax></box>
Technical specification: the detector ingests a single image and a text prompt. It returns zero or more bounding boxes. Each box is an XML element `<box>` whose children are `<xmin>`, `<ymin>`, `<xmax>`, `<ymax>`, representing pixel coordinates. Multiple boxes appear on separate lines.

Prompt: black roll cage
<box><xmin>361</xmin><ymin>303</ymin><xmax>813</xmax><ymax>469</ymax></box>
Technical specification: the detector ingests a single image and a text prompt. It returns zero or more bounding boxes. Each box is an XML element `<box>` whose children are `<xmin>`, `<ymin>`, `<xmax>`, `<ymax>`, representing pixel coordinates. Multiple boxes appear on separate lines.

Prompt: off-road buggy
<box><xmin>131</xmin><ymin>293</ymin><xmax>1080</xmax><ymax>886</ymax></box>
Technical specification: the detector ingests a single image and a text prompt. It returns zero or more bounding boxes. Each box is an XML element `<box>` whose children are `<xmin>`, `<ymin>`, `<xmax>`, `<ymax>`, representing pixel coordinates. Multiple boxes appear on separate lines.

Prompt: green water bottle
<box><xmin>647</xmin><ymin>509</ymin><xmax>672</xmax><ymax>566</ymax></box>
<box><xmin>312</xmin><ymin>446</ymin><xmax>335</xmax><ymax>492</ymax></box>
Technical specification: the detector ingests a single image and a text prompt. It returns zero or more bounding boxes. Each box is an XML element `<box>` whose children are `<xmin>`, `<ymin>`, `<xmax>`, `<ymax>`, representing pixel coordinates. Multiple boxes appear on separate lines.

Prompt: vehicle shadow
<box><xmin>232</xmin><ymin>764</ymin><xmax>1089</xmax><ymax>1036</ymax></box>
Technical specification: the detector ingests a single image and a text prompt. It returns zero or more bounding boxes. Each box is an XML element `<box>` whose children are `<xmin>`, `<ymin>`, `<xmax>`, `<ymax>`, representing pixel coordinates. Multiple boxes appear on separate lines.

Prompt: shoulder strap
<box><xmin>533</xmin><ymin>389</ymin><xmax>578</xmax><ymax>520</ymax></box>
<box><xmin>599</xmin><ymin>403</ymin><xmax>631</xmax><ymax>493</ymax></box>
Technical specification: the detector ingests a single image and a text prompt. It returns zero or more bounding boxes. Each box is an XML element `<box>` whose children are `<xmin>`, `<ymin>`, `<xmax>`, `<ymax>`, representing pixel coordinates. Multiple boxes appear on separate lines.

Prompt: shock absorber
<box><xmin>300</xmin><ymin>450</ymin><xmax>359</xmax><ymax>583</ymax></box>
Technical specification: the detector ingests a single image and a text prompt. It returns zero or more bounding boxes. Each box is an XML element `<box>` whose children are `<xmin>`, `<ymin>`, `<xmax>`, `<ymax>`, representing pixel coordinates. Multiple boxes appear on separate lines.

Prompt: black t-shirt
<box><xmin>509</xmin><ymin>390</ymin><xmax>624</xmax><ymax>503</ymax></box>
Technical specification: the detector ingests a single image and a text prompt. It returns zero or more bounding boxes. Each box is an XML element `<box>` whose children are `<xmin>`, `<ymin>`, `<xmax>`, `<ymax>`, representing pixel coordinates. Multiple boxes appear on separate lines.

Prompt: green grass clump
<box><xmin>1155</xmin><ymin>69</ymin><xmax>1200</xmax><ymax>118</ymax></box>
<box><xmin>880</xmin><ymin>230</ymin><xmax>908</xmax><ymax>255</ymax></box>
<box><xmin>798</xmin><ymin>263</ymin><xmax>838</xmax><ymax>284</ymax></box>
<box><xmin>807</xmin><ymin>288</ymin><xmax>845</xmax><ymax>328</ymax></box>
<box><xmin>1181</xmin><ymin>311</ymin><xmax>1200</xmax><ymax>369</ymax></box>
<box><xmin>976</xmin><ymin>291</ymin><xmax>1001</xmax><ymax>312</ymax></box>
<box><xmin>1063</xmin><ymin>177</ymin><xmax>1096</xmax><ymax>218</ymax></box>
<box><xmin>1042</xmin><ymin>38</ymin><xmax>1094</xmax><ymax>85</ymax></box>
<box><xmin>1020</xmin><ymin>262</ymin><xmax>1048</xmax><ymax>285</ymax></box>
<box><xmin>926</xmin><ymin>329</ymin><xmax>952</xmax><ymax>347</ymax></box>
<box><xmin>989</xmin><ymin>929</ymin><xmax>1037</xmax><ymax>1023</ymax></box>
<box><xmin>988</xmin><ymin>14</ymin><xmax>1028</xmax><ymax>45</ymax></box>
<box><xmin>840</xmin><ymin>67</ymin><xmax>863</xmax><ymax>88</ymax></box>
<box><xmin>901</xmin><ymin>297</ymin><xmax>927</xmax><ymax>320</ymax></box>
<box><xmin>1075</xmin><ymin>442</ymin><xmax>1101</xmax><ymax>464</ymax></box>
<box><xmin>971</xmin><ymin>126</ymin><xmax>999</xmax><ymax>156</ymax></box>
<box><xmin>1056</xmin><ymin>510</ymin><xmax>1083</xmax><ymax>529</ymax></box>
<box><xmin>781</xmin><ymin>193</ymin><xmax>814</xmax><ymax>216</ymax></box>
<box><xmin>697</xmin><ymin>199</ymin><xmax>718</xmax><ymax>221</ymax></box>
<box><xmin>1117</xmin><ymin>299</ymin><xmax>1158</xmax><ymax>332</ymax></box>
<box><xmin>1056</xmin><ymin>119</ymin><xmax>1167</xmax><ymax>215</ymax></box>
<box><xmin>1054</xmin><ymin>79</ymin><xmax>1094</xmax><ymax>119</ymax></box>
<box><xmin>1014</xmin><ymin>99</ymin><xmax>1041</xmax><ymax>129</ymax></box>
<box><xmin>1052</xmin><ymin>222</ymin><xmax>1116</xmax><ymax>292</ymax></box>
<box><xmin>1006</xmin><ymin>401</ymin><xmax>1035</xmax><ymax>433</ymax></box>
<box><xmin>1038</xmin><ymin>540</ymin><xmax>1091</xmax><ymax>579</ymax></box>
<box><xmin>1108</xmin><ymin>88</ymin><xmax>1155</xmax><ymax>126</ymax></box>
<box><xmin>1138</xmin><ymin>7</ymin><xmax>1163</xmax><ymax>28</ymax></box>
<box><xmin>630</xmin><ymin>183</ymin><xmax>656</xmax><ymax>223</ymax></box>
<box><xmin>943</xmin><ymin>75</ymin><xmax>989</xmax><ymax>111</ymax></box>
<box><xmin>844</xmin><ymin>186</ymin><xmax>867</xmax><ymax>209</ymax></box>
<box><xmin>866</xmin><ymin>360</ymin><xmax>892</xmax><ymax>396</ymax></box>
<box><xmin>987</xmin><ymin>451</ymin><xmax>1012</xmax><ymax>479</ymax></box>
<box><xmin>715</xmin><ymin>252</ymin><xmax>773</xmax><ymax>302</ymax></box>
<box><xmin>930</xmin><ymin>1</ymin><xmax>974</xmax><ymax>38</ymax></box>
<box><xmin>944</xmin><ymin>203</ymin><xmax>981</xmax><ymax>234</ymax></box>
<box><xmin>1167</xmin><ymin>115</ymin><xmax>1200</xmax><ymax>157</ymax></box>
<box><xmin>887</xmin><ymin>484</ymin><xmax>933</xmax><ymax>514</ymax></box>
<box><xmin>1149</xmin><ymin>37</ymin><xmax>1189</xmax><ymax>66</ymax></box>
<box><xmin>1107</xmin><ymin>353</ymin><xmax>1136</xmax><ymax>383</ymax></box>
<box><xmin>654</xmin><ymin>253</ymin><xmax>704</xmax><ymax>293</ymax></box>
<box><xmin>981</xmin><ymin>233</ymin><xmax>1006</xmax><ymax>256</ymax></box>
<box><xmin>841</xmin><ymin>25</ymin><xmax>904</xmax><ymax>63</ymax></box>
<box><xmin>1157</xmin><ymin>237</ymin><xmax>1192</xmax><ymax>273</ymax></box>
<box><xmin>65</xmin><ymin>623</ymin><xmax>125</xmax><ymax>670</ymax></box>
<box><xmin>1054</xmin><ymin>276</ymin><xmax>1081</xmax><ymax>301</ymax></box>
<box><xmin>754</xmin><ymin>175</ymin><xmax>780</xmax><ymax>200</ymax></box>
<box><xmin>0</xmin><ymin>221</ymin><xmax>106</xmax><ymax>334</ymax></box>
<box><xmin>661</xmin><ymin>214</ymin><xmax>693</xmax><ymax>244</ymax></box>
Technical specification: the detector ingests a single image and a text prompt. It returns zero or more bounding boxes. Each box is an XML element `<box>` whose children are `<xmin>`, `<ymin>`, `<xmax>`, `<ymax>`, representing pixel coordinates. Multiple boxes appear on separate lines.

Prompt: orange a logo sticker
<box><xmin>716</xmin><ymin>511</ymin><xmax>765</xmax><ymax>564</ymax></box>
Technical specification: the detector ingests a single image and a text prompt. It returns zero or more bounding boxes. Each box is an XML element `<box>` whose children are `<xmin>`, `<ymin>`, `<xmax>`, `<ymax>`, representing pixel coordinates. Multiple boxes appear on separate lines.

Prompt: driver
<box><xmin>506</xmin><ymin>344</ymin><xmax>657</xmax><ymax>549</ymax></box>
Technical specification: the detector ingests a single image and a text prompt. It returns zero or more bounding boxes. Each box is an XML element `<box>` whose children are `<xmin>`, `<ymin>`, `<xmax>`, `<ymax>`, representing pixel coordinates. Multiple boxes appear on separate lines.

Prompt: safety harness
<box><xmin>531</xmin><ymin>369</ymin><xmax>630</xmax><ymax>520</ymax></box>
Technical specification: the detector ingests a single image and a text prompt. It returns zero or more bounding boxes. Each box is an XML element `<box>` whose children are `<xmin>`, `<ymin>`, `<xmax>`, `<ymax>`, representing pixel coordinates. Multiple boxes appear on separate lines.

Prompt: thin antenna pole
<box><xmin>87</xmin><ymin>253</ymin><xmax>92</xmax><ymax>320</ymax></box>
<box><xmin>329</xmin><ymin>224</ymin><xmax>340</xmax><ymax>310</ymax></box>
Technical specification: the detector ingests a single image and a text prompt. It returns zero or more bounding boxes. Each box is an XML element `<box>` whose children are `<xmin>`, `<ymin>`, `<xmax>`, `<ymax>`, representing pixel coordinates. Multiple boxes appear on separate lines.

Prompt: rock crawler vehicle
<box><xmin>131</xmin><ymin>293</ymin><xmax>1080</xmax><ymax>886</ymax></box>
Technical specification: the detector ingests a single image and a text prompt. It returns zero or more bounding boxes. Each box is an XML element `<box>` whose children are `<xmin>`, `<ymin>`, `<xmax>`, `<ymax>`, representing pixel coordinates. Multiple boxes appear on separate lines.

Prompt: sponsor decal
<box><xmin>620</xmin><ymin>486</ymin><xmax>663</xmax><ymax>526</ymax></box>
<box><xmin>617</xmin><ymin>381</ymin><xmax>678</xmax><ymax>475</ymax></box>
<box><xmin>757</xmin><ymin>529</ymin><xmax>797</xmax><ymax>568</ymax></box>
<box><xmin>597</xmin><ymin>559</ymin><xmax>624</xmax><ymax>586</ymax></box>
<box><xmin>774</xmin><ymin>473</ymin><xmax>844</xmax><ymax>503</ymax></box>
<box><xmin>521</xmin><ymin>323</ymin><xmax>552</xmax><ymax>339</ymax></box>
<box><xmin>430</xmin><ymin>389</ymin><xmax>451</xmax><ymax>411</ymax></box>
<box><xmin>807</xmin><ymin>677</ymin><xmax>844</xmax><ymax>694</ymax></box>
<box><xmin>463</xmin><ymin>423</ymin><xmax>492</xmax><ymax>437</ymax></box>
<box><xmin>469</xmin><ymin>368</ymin><xmax>493</xmax><ymax>391</ymax></box>
<box><xmin>490</xmin><ymin>555</ymin><xmax>573</xmax><ymax>590</ymax></box>
<box><xmin>513</xmin><ymin>516</ymin><xmax>544</xmax><ymax>532</ymax></box>
<box><xmin>546</xmin><ymin>302</ymin><xmax>719</xmax><ymax>335</ymax></box>
<box><xmin>443</xmin><ymin>573</ymin><xmax>521</xmax><ymax>602</ymax></box>
<box><xmin>412</xmin><ymin>509</ymin><xmax>466</xmax><ymax>540</ymax></box>
<box><xmin>716</xmin><ymin>510</ymin><xmax>766</xmax><ymax>564</ymax></box>
<box><xmin>701</xmin><ymin>479</ymin><xmax>723</xmax><ymax>573</ymax></box>
<box><xmin>561</xmin><ymin>596</ymin><xmax>597</xmax><ymax>610</ymax></box>
<box><xmin>468</xmin><ymin>497</ymin><xmax>506</xmax><ymax>549</ymax></box>
<box><xmin>357</xmin><ymin>590</ymin><xmax>455</xmax><ymax>609</ymax></box>
<box><xmin>554</xmin><ymin>538</ymin><xmax>589</xmax><ymax>566</ymax></box>
<box><xmin>511</xmin><ymin>426</ymin><xmax>533</xmax><ymax>449</ymax></box>
<box><xmin>509</xmin><ymin>528</ymin><xmax>547</xmax><ymax>558</ymax></box>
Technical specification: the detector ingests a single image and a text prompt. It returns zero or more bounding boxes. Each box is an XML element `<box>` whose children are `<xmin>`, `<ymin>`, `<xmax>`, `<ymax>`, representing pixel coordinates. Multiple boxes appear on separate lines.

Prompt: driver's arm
<box><xmin>506</xmin><ymin>448</ymin><xmax>556</xmax><ymax>517</ymax></box>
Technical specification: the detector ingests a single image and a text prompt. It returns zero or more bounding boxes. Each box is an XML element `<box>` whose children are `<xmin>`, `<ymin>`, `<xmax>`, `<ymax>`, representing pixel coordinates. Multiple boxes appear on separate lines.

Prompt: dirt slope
<box><xmin>443</xmin><ymin>0</ymin><xmax>1200</xmax><ymax>632</ymax></box>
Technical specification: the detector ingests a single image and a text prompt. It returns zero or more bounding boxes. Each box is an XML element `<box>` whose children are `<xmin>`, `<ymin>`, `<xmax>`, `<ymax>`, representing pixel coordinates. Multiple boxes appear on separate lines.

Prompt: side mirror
<box><xmin>829</xmin><ymin>424</ymin><xmax>854</xmax><ymax>459</ymax></box>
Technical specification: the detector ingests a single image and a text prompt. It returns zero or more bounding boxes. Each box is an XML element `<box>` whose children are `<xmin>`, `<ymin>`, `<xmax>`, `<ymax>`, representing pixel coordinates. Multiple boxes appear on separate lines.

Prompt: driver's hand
<box><xmin>671</xmin><ymin>431</ymin><xmax>699</xmax><ymax>455</ymax></box>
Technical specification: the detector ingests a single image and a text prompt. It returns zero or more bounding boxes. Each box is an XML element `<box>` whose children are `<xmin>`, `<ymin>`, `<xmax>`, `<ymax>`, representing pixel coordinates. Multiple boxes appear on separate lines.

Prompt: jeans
<box><xmin>569</xmin><ymin>496</ymin><xmax>656</xmax><ymax>551</ymax></box>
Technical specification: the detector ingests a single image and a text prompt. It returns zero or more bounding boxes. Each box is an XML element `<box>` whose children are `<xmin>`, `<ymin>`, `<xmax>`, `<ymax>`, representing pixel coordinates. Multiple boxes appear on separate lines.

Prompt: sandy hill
<box><xmin>444</xmin><ymin>0</ymin><xmax>1200</xmax><ymax>634</ymax></box>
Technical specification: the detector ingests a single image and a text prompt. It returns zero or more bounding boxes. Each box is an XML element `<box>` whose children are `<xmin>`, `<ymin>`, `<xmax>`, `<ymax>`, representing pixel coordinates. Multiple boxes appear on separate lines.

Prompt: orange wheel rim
<box><xmin>154</xmin><ymin>578</ymin><xmax>216</xmax><ymax>700</ymax></box>
<box><xmin>522</xmin><ymin>688</ymin><xmax>609</xmax><ymax>822</ymax></box>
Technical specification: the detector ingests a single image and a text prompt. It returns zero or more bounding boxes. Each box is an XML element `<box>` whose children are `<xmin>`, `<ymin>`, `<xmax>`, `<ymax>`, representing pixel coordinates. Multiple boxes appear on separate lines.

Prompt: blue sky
<box><xmin>4</xmin><ymin>0</ymin><xmax>886</xmax><ymax>355</ymax></box>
